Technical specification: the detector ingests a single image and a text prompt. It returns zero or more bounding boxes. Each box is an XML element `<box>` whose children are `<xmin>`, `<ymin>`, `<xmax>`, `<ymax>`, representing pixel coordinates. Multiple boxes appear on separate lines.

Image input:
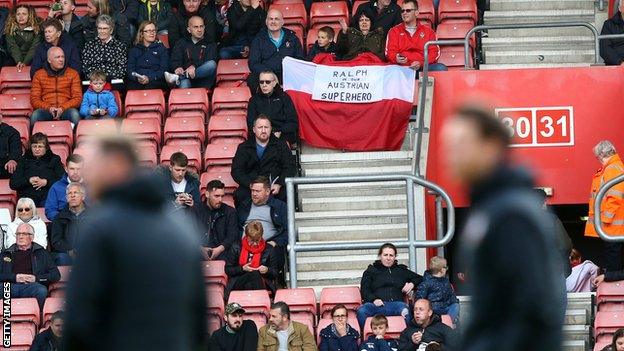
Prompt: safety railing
<box><xmin>593</xmin><ymin>174</ymin><xmax>624</xmax><ymax>242</ymax></box>
<box><xmin>285</xmin><ymin>174</ymin><xmax>455</xmax><ymax>288</ymax></box>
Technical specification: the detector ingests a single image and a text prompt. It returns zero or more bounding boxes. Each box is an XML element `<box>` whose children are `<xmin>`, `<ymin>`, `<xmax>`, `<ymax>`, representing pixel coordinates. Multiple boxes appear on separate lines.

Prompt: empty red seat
<box><xmin>438</xmin><ymin>45</ymin><xmax>471</xmax><ymax>70</ymax></box>
<box><xmin>437</xmin><ymin>0</ymin><xmax>477</xmax><ymax>24</ymax></box>
<box><xmin>0</xmin><ymin>179</ymin><xmax>17</xmax><ymax>206</ymax></box>
<box><xmin>120</xmin><ymin>118</ymin><xmax>162</xmax><ymax>149</ymax></box>
<box><xmin>160</xmin><ymin>144</ymin><xmax>202</xmax><ymax>174</ymax></box>
<box><xmin>134</xmin><ymin>143</ymin><xmax>158</xmax><ymax>167</ymax></box>
<box><xmin>436</xmin><ymin>20</ymin><xmax>475</xmax><ymax>46</ymax></box>
<box><xmin>309</xmin><ymin>1</ymin><xmax>349</xmax><ymax>30</ymax></box>
<box><xmin>417</xmin><ymin>0</ymin><xmax>436</xmax><ymax>27</ymax></box>
<box><xmin>207</xmin><ymin>114</ymin><xmax>247</xmax><ymax>143</ymax></box>
<box><xmin>272</xmin><ymin>0</ymin><xmax>304</xmax><ymax>4</ymax></box>
<box><xmin>32</xmin><ymin>121</ymin><xmax>73</xmax><ymax>148</ymax></box>
<box><xmin>3</xmin><ymin>298</ymin><xmax>40</xmax><ymax>328</ymax></box>
<box><xmin>599</xmin><ymin>302</ymin><xmax>624</xmax><ymax>312</ymax></box>
<box><xmin>163</xmin><ymin>116</ymin><xmax>205</xmax><ymax>145</ymax></box>
<box><xmin>158</xmin><ymin>33</ymin><xmax>169</xmax><ymax>48</ymax></box>
<box><xmin>291</xmin><ymin>313</ymin><xmax>315</xmax><ymax>334</ymax></box>
<box><xmin>216</xmin><ymin>60</ymin><xmax>250</xmax><ymax>87</ymax></box>
<box><xmin>207</xmin><ymin>314</ymin><xmax>222</xmax><ymax>335</ymax></box>
<box><xmin>42</xmin><ymin>298</ymin><xmax>65</xmax><ymax>328</ymax></box>
<box><xmin>49</xmin><ymin>266</ymin><xmax>71</xmax><ymax>297</ymax></box>
<box><xmin>4</xmin><ymin>117</ymin><xmax>29</xmax><ymax>150</ymax></box>
<box><xmin>168</xmin><ymin>88</ymin><xmax>210</xmax><ymax>115</ymax></box>
<box><xmin>6</xmin><ymin>325</ymin><xmax>35</xmax><ymax>350</ymax></box>
<box><xmin>75</xmin><ymin>119</ymin><xmax>117</xmax><ymax>145</ymax></box>
<box><xmin>228</xmin><ymin>290</ymin><xmax>271</xmax><ymax>316</ymax></box>
<box><xmin>125</xmin><ymin>89</ymin><xmax>166</xmax><ymax>121</ymax></box>
<box><xmin>207</xmin><ymin>288</ymin><xmax>225</xmax><ymax>316</ymax></box>
<box><xmin>204</xmin><ymin>141</ymin><xmax>238</xmax><ymax>171</ymax></box>
<box><xmin>274</xmin><ymin>288</ymin><xmax>317</xmax><ymax>315</ymax></box>
<box><xmin>49</xmin><ymin>144</ymin><xmax>70</xmax><ymax>167</ymax></box>
<box><xmin>319</xmin><ymin>286</ymin><xmax>361</xmax><ymax>318</ymax></box>
<box><xmin>363</xmin><ymin>316</ymin><xmax>406</xmax><ymax>339</ymax></box>
<box><xmin>0</xmin><ymin>94</ymin><xmax>32</xmax><ymax>119</ymax></box>
<box><xmin>203</xmin><ymin>260</ymin><xmax>228</xmax><ymax>288</ymax></box>
<box><xmin>595</xmin><ymin>311</ymin><xmax>624</xmax><ymax>339</ymax></box>
<box><xmin>0</xmin><ymin>66</ymin><xmax>31</xmax><ymax>94</ymax></box>
<box><xmin>598</xmin><ymin>281</ymin><xmax>624</xmax><ymax>306</ymax></box>
<box><xmin>200</xmin><ymin>170</ymin><xmax>237</xmax><ymax>196</ymax></box>
<box><xmin>211</xmin><ymin>87</ymin><xmax>252</xmax><ymax>115</ymax></box>
<box><xmin>269</xmin><ymin>3</ymin><xmax>307</xmax><ymax>29</ymax></box>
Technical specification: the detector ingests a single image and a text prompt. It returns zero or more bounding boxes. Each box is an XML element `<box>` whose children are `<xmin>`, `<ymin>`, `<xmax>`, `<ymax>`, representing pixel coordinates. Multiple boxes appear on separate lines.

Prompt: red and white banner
<box><xmin>282</xmin><ymin>54</ymin><xmax>416</xmax><ymax>151</ymax></box>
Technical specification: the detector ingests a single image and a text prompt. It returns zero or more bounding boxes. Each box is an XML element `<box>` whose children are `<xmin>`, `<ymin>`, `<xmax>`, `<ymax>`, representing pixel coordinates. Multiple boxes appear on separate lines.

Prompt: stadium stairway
<box><xmin>481</xmin><ymin>0</ymin><xmax>608</xmax><ymax>69</ymax></box>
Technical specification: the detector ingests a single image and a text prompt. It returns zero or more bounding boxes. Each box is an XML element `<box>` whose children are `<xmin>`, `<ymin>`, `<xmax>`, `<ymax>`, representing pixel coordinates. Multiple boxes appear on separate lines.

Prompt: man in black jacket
<box><xmin>220</xmin><ymin>0</ymin><xmax>265</xmax><ymax>59</ymax></box>
<box><xmin>168</xmin><ymin>0</ymin><xmax>217</xmax><ymax>49</ymax></box>
<box><xmin>0</xmin><ymin>223</ymin><xmax>60</xmax><ymax>308</ymax></box>
<box><xmin>50</xmin><ymin>182</ymin><xmax>87</xmax><ymax>266</ymax></box>
<box><xmin>192</xmin><ymin>179</ymin><xmax>239</xmax><ymax>260</ymax></box>
<box><xmin>30</xmin><ymin>310</ymin><xmax>64</xmax><ymax>351</ymax></box>
<box><xmin>231</xmin><ymin>115</ymin><xmax>296</xmax><ymax>205</ymax></box>
<box><xmin>600</xmin><ymin>1</ymin><xmax>624</xmax><ymax>65</ymax></box>
<box><xmin>352</xmin><ymin>0</ymin><xmax>401</xmax><ymax>33</ymax></box>
<box><xmin>211</xmin><ymin>303</ymin><xmax>258</xmax><ymax>351</ymax></box>
<box><xmin>158</xmin><ymin>151</ymin><xmax>201</xmax><ymax>208</ymax></box>
<box><xmin>0</xmin><ymin>115</ymin><xmax>22</xmax><ymax>179</ymax></box>
<box><xmin>63</xmin><ymin>135</ymin><xmax>206</xmax><ymax>351</ymax></box>
<box><xmin>442</xmin><ymin>104</ymin><xmax>565</xmax><ymax>351</ymax></box>
<box><xmin>398</xmin><ymin>299</ymin><xmax>458</xmax><ymax>351</ymax></box>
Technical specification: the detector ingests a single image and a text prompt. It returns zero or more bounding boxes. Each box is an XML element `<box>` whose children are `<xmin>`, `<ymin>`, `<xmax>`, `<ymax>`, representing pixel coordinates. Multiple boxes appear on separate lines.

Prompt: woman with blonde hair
<box><xmin>4</xmin><ymin>4</ymin><xmax>40</xmax><ymax>70</ymax></box>
<box><xmin>5</xmin><ymin>197</ymin><xmax>48</xmax><ymax>249</ymax></box>
<box><xmin>126</xmin><ymin>20</ymin><xmax>168</xmax><ymax>89</ymax></box>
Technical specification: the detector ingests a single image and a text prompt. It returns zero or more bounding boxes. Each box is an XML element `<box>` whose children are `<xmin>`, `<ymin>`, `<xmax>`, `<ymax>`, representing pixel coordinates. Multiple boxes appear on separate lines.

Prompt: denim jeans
<box><xmin>53</xmin><ymin>252</ymin><xmax>73</xmax><ymax>266</ymax></box>
<box><xmin>11</xmin><ymin>282</ymin><xmax>48</xmax><ymax>308</ymax></box>
<box><xmin>179</xmin><ymin>60</ymin><xmax>217</xmax><ymax>89</ymax></box>
<box><xmin>420</xmin><ymin>63</ymin><xmax>448</xmax><ymax>73</ymax></box>
<box><xmin>31</xmin><ymin>108</ymin><xmax>81</xmax><ymax>126</ymax></box>
<box><xmin>219</xmin><ymin>45</ymin><xmax>246</xmax><ymax>59</ymax></box>
<box><xmin>356</xmin><ymin>301</ymin><xmax>411</xmax><ymax>330</ymax></box>
<box><xmin>438</xmin><ymin>302</ymin><xmax>460</xmax><ymax>325</ymax></box>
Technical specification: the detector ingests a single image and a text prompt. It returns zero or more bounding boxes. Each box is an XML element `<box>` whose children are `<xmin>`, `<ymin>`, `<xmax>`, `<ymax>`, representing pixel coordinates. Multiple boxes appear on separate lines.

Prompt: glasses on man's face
<box><xmin>143</xmin><ymin>29</ymin><xmax>157</xmax><ymax>33</ymax></box>
<box><xmin>17</xmin><ymin>208</ymin><xmax>31</xmax><ymax>213</ymax></box>
<box><xmin>259</xmin><ymin>80</ymin><xmax>274</xmax><ymax>85</ymax></box>
<box><xmin>332</xmin><ymin>314</ymin><xmax>347</xmax><ymax>319</ymax></box>
<box><xmin>15</xmin><ymin>232</ymin><xmax>33</xmax><ymax>237</ymax></box>
<box><xmin>401</xmin><ymin>8</ymin><xmax>415</xmax><ymax>12</ymax></box>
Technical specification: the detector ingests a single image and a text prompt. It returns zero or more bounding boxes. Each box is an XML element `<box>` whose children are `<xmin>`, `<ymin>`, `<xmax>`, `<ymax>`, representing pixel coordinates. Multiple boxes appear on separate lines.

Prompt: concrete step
<box><xmin>295</xmin><ymin>208</ymin><xmax>408</xmax><ymax>226</ymax></box>
<box><xmin>300</xmin><ymin>150</ymin><xmax>413</xmax><ymax>166</ymax></box>
<box><xmin>485</xmin><ymin>49</ymin><xmax>595</xmax><ymax>64</ymax></box>
<box><xmin>298</xmin><ymin>223</ymin><xmax>408</xmax><ymax>242</ymax></box>
<box><xmin>482</xmin><ymin>36</ymin><xmax>594</xmax><ymax>50</ymax></box>
<box><xmin>298</xmin><ymin>248</ymin><xmax>381</xmax><ymax>257</ymax></box>
<box><xmin>484</xmin><ymin>9</ymin><xmax>595</xmax><ymax>25</ymax></box>
<box><xmin>288</xmin><ymin>269</ymin><xmax>364</xmax><ymax>286</ymax></box>
<box><xmin>564</xmin><ymin>309</ymin><xmax>588</xmax><ymax>325</ymax></box>
<box><xmin>489</xmin><ymin>0</ymin><xmax>594</xmax><ymax>11</ymax></box>
<box><xmin>487</xmin><ymin>25</ymin><xmax>597</xmax><ymax>37</ymax></box>
<box><xmin>296</xmin><ymin>253</ymin><xmax>409</xmax><ymax>272</ymax></box>
<box><xmin>303</xmin><ymin>165</ymin><xmax>413</xmax><ymax>177</ymax></box>
<box><xmin>562</xmin><ymin>339</ymin><xmax>587</xmax><ymax>351</ymax></box>
<box><xmin>300</xmin><ymin>194</ymin><xmax>407</xmax><ymax>212</ymax></box>
<box><xmin>297</xmin><ymin>181</ymin><xmax>407</xmax><ymax>198</ymax></box>
<box><xmin>479</xmin><ymin>63</ymin><xmax>592</xmax><ymax>69</ymax></box>
<box><xmin>562</xmin><ymin>324</ymin><xmax>590</xmax><ymax>342</ymax></box>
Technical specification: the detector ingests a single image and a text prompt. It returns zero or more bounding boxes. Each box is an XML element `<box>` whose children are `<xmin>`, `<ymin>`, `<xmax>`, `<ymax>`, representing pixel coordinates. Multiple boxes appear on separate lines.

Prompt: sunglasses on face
<box><xmin>259</xmin><ymin>80</ymin><xmax>274</xmax><ymax>85</ymax></box>
<box><xmin>17</xmin><ymin>208</ymin><xmax>31</xmax><ymax>213</ymax></box>
<box><xmin>401</xmin><ymin>8</ymin><xmax>415</xmax><ymax>12</ymax></box>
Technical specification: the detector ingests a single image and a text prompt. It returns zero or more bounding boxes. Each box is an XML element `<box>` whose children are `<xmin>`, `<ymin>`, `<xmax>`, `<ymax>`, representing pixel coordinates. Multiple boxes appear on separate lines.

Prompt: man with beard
<box><xmin>211</xmin><ymin>302</ymin><xmax>258</xmax><ymax>351</ymax></box>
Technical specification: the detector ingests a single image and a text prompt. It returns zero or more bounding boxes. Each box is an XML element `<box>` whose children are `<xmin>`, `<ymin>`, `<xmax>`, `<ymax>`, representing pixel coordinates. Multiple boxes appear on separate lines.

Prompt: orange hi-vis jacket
<box><xmin>585</xmin><ymin>154</ymin><xmax>624</xmax><ymax>237</ymax></box>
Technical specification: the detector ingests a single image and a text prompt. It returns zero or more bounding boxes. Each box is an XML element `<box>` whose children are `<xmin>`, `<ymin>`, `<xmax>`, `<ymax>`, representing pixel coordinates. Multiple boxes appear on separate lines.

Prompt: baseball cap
<box><xmin>225</xmin><ymin>302</ymin><xmax>245</xmax><ymax>315</ymax></box>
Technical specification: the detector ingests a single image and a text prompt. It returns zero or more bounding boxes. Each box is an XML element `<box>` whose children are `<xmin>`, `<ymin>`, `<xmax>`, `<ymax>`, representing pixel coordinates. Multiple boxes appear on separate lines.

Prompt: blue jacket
<box><xmin>236</xmin><ymin>197</ymin><xmax>288</xmax><ymax>246</ymax></box>
<box><xmin>45</xmin><ymin>174</ymin><xmax>69</xmax><ymax>221</ymax></box>
<box><xmin>249</xmin><ymin>28</ymin><xmax>303</xmax><ymax>76</ymax></box>
<box><xmin>319</xmin><ymin>323</ymin><xmax>360</xmax><ymax>351</ymax></box>
<box><xmin>30</xmin><ymin>33</ymin><xmax>82</xmax><ymax>78</ymax></box>
<box><xmin>415</xmin><ymin>270</ymin><xmax>459</xmax><ymax>316</ymax></box>
<box><xmin>360</xmin><ymin>335</ymin><xmax>398</xmax><ymax>351</ymax></box>
<box><xmin>79</xmin><ymin>88</ymin><xmax>119</xmax><ymax>118</ymax></box>
<box><xmin>127</xmin><ymin>41</ymin><xmax>169</xmax><ymax>83</ymax></box>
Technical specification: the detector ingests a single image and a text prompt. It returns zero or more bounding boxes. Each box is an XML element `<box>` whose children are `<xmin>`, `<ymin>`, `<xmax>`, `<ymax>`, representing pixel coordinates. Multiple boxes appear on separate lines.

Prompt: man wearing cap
<box><xmin>211</xmin><ymin>302</ymin><xmax>258</xmax><ymax>351</ymax></box>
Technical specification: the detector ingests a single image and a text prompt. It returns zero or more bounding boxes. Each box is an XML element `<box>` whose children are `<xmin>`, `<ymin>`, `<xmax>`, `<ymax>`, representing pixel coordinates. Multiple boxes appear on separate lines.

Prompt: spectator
<box><xmin>211</xmin><ymin>302</ymin><xmax>258</xmax><ymax>351</ymax></box>
<box><xmin>415</xmin><ymin>256</ymin><xmax>459</xmax><ymax>325</ymax></box>
<box><xmin>360</xmin><ymin>314</ymin><xmax>398</xmax><ymax>351</ymax></box>
<box><xmin>108</xmin><ymin>0</ymin><xmax>138</xmax><ymax>46</ymax></box>
<box><xmin>307</xmin><ymin>26</ymin><xmax>336</xmax><ymax>61</ymax></box>
<box><xmin>158</xmin><ymin>151</ymin><xmax>200</xmax><ymax>208</ymax></box>
<box><xmin>336</xmin><ymin>14</ymin><xmax>385</xmax><ymax>61</ymax></box>
<box><xmin>385</xmin><ymin>0</ymin><xmax>446</xmax><ymax>72</ymax></box>
<box><xmin>127</xmin><ymin>20</ymin><xmax>169</xmax><ymax>89</ymax></box>
<box><xmin>191</xmin><ymin>179</ymin><xmax>238</xmax><ymax>261</ymax></box>
<box><xmin>0</xmin><ymin>112</ymin><xmax>22</xmax><ymax>180</ymax></box>
<box><xmin>47</xmin><ymin>0</ymin><xmax>83</xmax><ymax>48</ymax></box>
<box><xmin>168</xmin><ymin>0</ymin><xmax>217</xmax><ymax>49</ymax></box>
<box><xmin>30</xmin><ymin>18</ymin><xmax>81</xmax><ymax>78</ymax></box>
<box><xmin>257</xmin><ymin>301</ymin><xmax>317</xmax><ymax>351</ymax></box>
<box><xmin>397</xmin><ymin>299</ymin><xmax>458</xmax><ymax>351</ymax></box>
<box><xmin>10</xmin><ymin>133</ymin><xmax>64</xmax><ymax>207</ymax></box>
<box><xmin>441</xmin><ymin>104</ymin><xmax>565</xmax><ymax>351</ymax></box>
<box><xmin>357</xmin><ymin>242</ymin><xmax>422</xmax><ymax>329</ymax></box>
<box><xmin>78</xmin><ymin>0</ymin><xmax>133</xmax><ymax>49</ymax></box>
<box><xmin>352</xmin><ymin>0</ymin><xmax>401</xmax><ymax>34</ymax></box>
<box><xmin>0</xmin><ymin>222</ymin><xmax>60</xmax><ymax>308</ymax></box>
<box><xmin>50</xmin><ymin>182</ymin><xmax>87</xmax><ymax>266</ymax></box>
<box><xmin>4</xmin><ymin>5</ymin><xmax>40</xmax><ymax>70</ymax></box>
<box><xmin>585</xmin><ymin>140</ymin><xmax>624</xmax><ymax>272</ymax></box>
<box><xmin>231</xmin><ymin>115</ymin><xmax>296</xmax><ymax>204</ymax></box>
<box><xmin>30</xmin><ymin>47</ymin><xmax>83</xmax><ymax>126</ymax></box>
<box><xmin>79</xmin><ymin>71</ymin><xmax>119</xmax><ymax>119</ymax></box>
<box><xmin>600</xmin><ymin>1</ymin><xmax>624</xmax><ymax>66</ymax></box>
<box><xmin>44</xmin><ymin>154</ymin><xmax>83</xmax><ymax>221</ymax></box>
<box><xmin>5</xmin><ymin>197</ymin><xmax>48</xmax><ymax>250</ymax></box>
<box><xmin>247</xmin><ymin>72</ymin><xmax>299</xmax><ymax>145</ymax></box>
<box><xmin>248</xmin><ymin>9</ymin><xmax>303</xmax><ymax>89</ymax></box>
<box><xmin>319</xmin><ymin>304</ymin><xmax>360</xmax><ymax>351</ymax></box>
<box><xmin>567</xmin><ymin>248</ymin><xmax>599</xmax><ymax>292</ymax></box>
<box><xmin>81</xmin><ymin>15</ymin><xmax>128</xmax><ymax>80</ymax></box>
<box><xmin>534</xmin><ymin>188</ymin><xmax>573</xmax><ymax>277</ymax></box>
<box><xmin>137</xmin><ymin>0</ymin><xmax>172</xmax><ymax>34</ymax></box>
<box><xmin>225</xmin><ymin>220</ymin><xmax>280</xmax><ymax>295</ymax></box>
<box><xmin>165</xmin><ymin>16</ymin><xmax>217</xmax><ymax>89</ymax></box>
<box><xmin>600</xmin><ymin>328</ymin><xmax>624</xmax><ymax>351</ymax></box>
<box><xmin>30</xmin><ymin>310</ymin><xmax>64</xmax><ymax>351</ymax></box>
<box><xmin>219</xmin><ymin>0</ymin><xmax>265</xmax><ymax>59</ymax></box>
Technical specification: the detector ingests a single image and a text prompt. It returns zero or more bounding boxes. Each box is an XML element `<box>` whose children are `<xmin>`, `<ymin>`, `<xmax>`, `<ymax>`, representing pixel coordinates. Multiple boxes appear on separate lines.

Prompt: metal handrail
<box><xmin>593</xmin><ymin>174</ymin><xmax>624</xmax><ymax>242</ymax></box>
<box><xmin>285</xmin><ymin>174</ymin><xmax>455</xmax><ymax>288</ymax></box>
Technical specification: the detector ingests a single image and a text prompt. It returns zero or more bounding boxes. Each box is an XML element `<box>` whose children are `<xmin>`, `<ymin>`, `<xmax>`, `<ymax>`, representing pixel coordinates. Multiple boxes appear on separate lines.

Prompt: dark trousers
<box><xmin>231</xmin><ymin>270</ymin><xmax>266</xmax><ymax>291</ymax></box>
<box><xmin>603</xmin><ymin>240</ymin><xmax>623</xmax><ymax>272</ymax></box>
<box><xmin>127</xmin><ymin>79</ymin><xmax>167</xmax><ymax>90</ymax></box>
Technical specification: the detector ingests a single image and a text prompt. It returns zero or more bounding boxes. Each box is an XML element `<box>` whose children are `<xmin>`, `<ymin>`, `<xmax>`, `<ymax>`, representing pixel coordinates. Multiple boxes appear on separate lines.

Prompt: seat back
<box><xmin>228</xmin><ymin>290</ymin><xmax>271</xmax><ymax>316</ymax></box>
<box><xmin>310</xmin><ymin>1</ymin><xmax>349</xmax><ymax>29</ymax></box>
<box><xmin>319</xmin><ymin>286</ymin><xmax>361</xmax><ymax>318</ymax></box>
<box><xmin>32</xmin><ymin>121</ymin><xmax>74</xmax><ymax>147</ymax></box>
<box><xmin>211</xmin><ymin>87</ymin><xmax>252</xmax><ymax>114</ymax></box>
<box><xmin>269</xmin><ymin>3</ymin><xmax>308</xmax><ymax>28</ymax></box>
<box><xmin>168</xmin><ymin>88</ymin><xmax>209</xmax><ymax>114</ymax></box>
<box><xmin>75</xmin><ymin>119</ymin><xmax>118</xmax><ymax>145</ymax></box>
<box><xmin>437</xmin><ymin>0</ymin><xmax>477</xmax><ymax>24</ymax></box>
<box><xmin>363</xmin><ymin>316</ymin><xmax>406</xmax><ymax>339</ymax></box>
<box><xmin>203</xmin><ymin>141</ymin><xmax>238</xmax><ymax>171</ymax></box>
<box><xmin>0</xmin><ymin>94</ymin><xmax>32</xmax><ymax>118</ymax></box>
<box><xmin>274</xmin><ymin>288</ymin><xmax>317</xmax><ymax>315</ymax></box>
<box><xmin>125</xmin><ymin>89</ymin><xmax>166</xmax><ymax>115</ymax></box>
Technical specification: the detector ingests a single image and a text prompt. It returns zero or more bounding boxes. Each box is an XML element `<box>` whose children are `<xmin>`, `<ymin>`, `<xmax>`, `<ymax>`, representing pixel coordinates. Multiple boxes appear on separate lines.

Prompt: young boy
<box><xmin>415</xmin><ymin>256</ymin><xmax>460</xmax><ymax>325</ymax></box>
<box><xmin>307</xmin><ymin>26</ymin><xmax>337</xmax><ymax>61</ymax></box>
<box><xmin>79</xmin><ymin>71</ymin><xmax>119</xmax><ymax>119</ymax></box>
<box><xmin>360</xmin><ymin>315</ymin><xmax>399</xmax><ymax>351</ymax></box>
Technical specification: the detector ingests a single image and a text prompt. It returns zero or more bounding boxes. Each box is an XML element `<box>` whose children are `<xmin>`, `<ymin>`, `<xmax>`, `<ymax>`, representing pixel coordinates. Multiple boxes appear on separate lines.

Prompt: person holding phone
<box><xmin>158</xmin><ymin>152</ymin><xmax>200</xmax><ymax>209</ymax></box>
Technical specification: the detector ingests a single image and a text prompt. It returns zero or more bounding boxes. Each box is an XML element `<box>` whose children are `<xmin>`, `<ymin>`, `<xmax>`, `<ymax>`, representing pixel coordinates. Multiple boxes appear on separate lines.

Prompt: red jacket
<box><xmin>385</xmin><ymin>22</ymin><xmax>440</xmax><ymax>66</ymax></box>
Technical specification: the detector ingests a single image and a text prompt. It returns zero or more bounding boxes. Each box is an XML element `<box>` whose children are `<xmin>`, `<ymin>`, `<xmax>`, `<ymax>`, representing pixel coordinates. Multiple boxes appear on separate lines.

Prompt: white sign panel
<box><xmin>495</xmin><ymin>106</ymin><xmax>574</xmax><ymax>148</ymax></box>
<box><xmin>312</xmin><ymin>65</ymin><xmax>386</xmax><ymax>103</ymax></box>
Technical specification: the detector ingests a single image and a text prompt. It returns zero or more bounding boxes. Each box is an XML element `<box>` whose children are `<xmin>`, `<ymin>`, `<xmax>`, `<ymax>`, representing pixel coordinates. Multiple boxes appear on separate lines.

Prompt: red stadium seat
<box><xmin>0</xmin><ymin>66</ymin><xmax>31</xmax><ymax>94</ymax></box>
<box><xmin>363</xmin><ymin>316</ymin><xmax>406</xmax><ymax>339</ymax></box>
<box><xmin>216</xmin><ymin>60</ymin><xmax>250</xmax><ymax>87</ymax></box>
<box><xmin>245</xmin><ymin>314</ymin><xmax>267</xmax><ymax>331</ymax></box>
<box><xmin>200</xmin><ymin>170</ymin><xmax>237</xmax><ymax>196</ymax></box>
<box><xmin>120</xmin><ymin>118</ymin><xmax>162</xmax><ymax>149</ymax></box>
<box><xmin>160</xmin><ymin>144</ymin><xmax>202</xmax><ymax>173</ymax></box>
<box><xmin>595</xmin><ymin>341</ymin><xmax>611</xmax><ymax>351</ymax></box>
<box><xmin>6</xmin><ymin>325</ymin><xmax>35</xmax><ymax>350</ymax></box>
<box><xmin>158</xmin><ymin>33</ymin><xmax>169</xmax><ymax>48</ymax></box>
<box><xmin>599</xmin><ymin>302</ymin><xmax>624</xmax><ymax>312</ymax></box>
<box><xmin>207</xmin><ymin>288</ymin><xmax>225</xmax><ymax>316</ymax></box>
<box><xmin>272</xmin><ymin>0</ymin><xmax>303</xmax><ymax>4</ymax></box>
<box><xmin>5</xmin><ymin>117</ymin><xmax>29</xmax><ymax>150</ymax></box>
<box><xmin>0</xmin><ymin>94</ymin><xmax>32</xmax><ymax>119</ymax></box>
<box><xmin>134</xmin><ymin>143</ymin><xmax>158</xmax><ymax>167</ymax></box>
<box><xmin>274</xmin><ymin>288</ymin><xmax>317</xmax><ymax>316</ymax></box>
<box><xmin>351</xmin><ymin>0</ymin><xmax>367</xmax><ymax>16</ymax></box>
<box><xmin>436</xmin><ymin>20</ymin><xmax>475</xmax><ymax>47</ymax></box>
<box><xmin>42</xmin><ymin>298</ymin><xmax>65</xmax><ymax>328</ymax></box>
<box><xmin>207</xmin><ymin>314</ymin><xmax>222</xmax><ymax>335</ymax></box>
<box><xmin>163</xmin><ymin>116</ymin><xmax>205</xmax><ymax>145</ymax></box>
<box><xmin>438</xmin><ymin>45</ymin><xmax>472</xmax><ymax>70</ymax></box>
<box><xmin>32</xmin><ymin>121</ymin><xmax>73</xmax><ymax>148</ymax></box>
<box><xmin>125</xmin><ymin>89</ymin><xmax>166</xmax><ymax>121</ymax></box>
<box><xmin>0</xmin><ymin>179</ymin><xmax>17</xmax><ymax>206</ymax></box>
<box><xmin>2</xmin><ymin>298</ymin><xmax>40</xmax><ymax>328</ymax></box>
<box><xmin>0</xmin><ymin>0</ymin><xmax>12</xmax><ymax>8</ymax></box>
<box><xmin>269</xmin><ymin>3</ymin><xmax>308</xmax><ymax>29</ymax></box>
<box><xmin>228</xmin><ymin>290</ymin><xmax>271</xmax><ymax>316</ymax></box>
<box><xmin>285</xmin><ymin>25</ymin><xmax>305</xmax><ymax>48</ymax></box>
<box><xmin>207</xmin><ymin>114</ymin><xmax>247</xmax><ymax>144</ymax></box>
<box><xmin>112</xmin><ymin>90</ymin><xmax>123</xmax><ymax>116</ymax></box>
<box><xmin>437</xmin><ymin>0</ymin><xmax>477</xmax><ymax>25</ymax></box>
<box><xmin>319</xmin><ymin>286</ymin><xmax>361</xmax><ymax>318</ymax></box>
<box><xmin>441</xmin><ymin>314</ymin><xmax>455</xmax><ymax>328</ymax></box>
<box><xmin>291</xmin><ymin>313</ymin><xmax>315</xmax><ymax>335</ymax></box>
<box><xmin>309</xmin><ymin>1</ymin><xmax>349</xmax><ymax>30</ymax></box>
<box><xmin>595</xmin><ymin>311</ymin><xmax>624</xmax><ymax>339</ymax></box>
<box><xmin>168</xmin><ymin>88</ymin><xmax>210</xmax><ymax>115</ymax></box>
<box><xmin>203</xmin><ymin>260</ymin><xmax>228</xmax><ymax>288</ymax></box>
<box><xmin>74</xmin><ymin>5</ymin><xmax>89</xmax><ymax>16</ymax></box>
<box><xmin>598</xmin><ymin>281</ymin><xmax>624</xmax><ymax>305</ymax></box>
<box><xmin>203</xmin><ymin>141</ymin><xmax>238</xmax><ymax>171</ymax></box>
<box><xmin>75</xmin><ymin>119</ymin><xmax>117</xmax><ymax>145</ymax></box>
<box><xmin>49</xmin><ymin>144</ymin><xmax>70</xmax><ymax>167</ymax></box>
<box><xmin>211</xmin><ymin>87</ymin><xmax>251</xmax><ymax>115</ymax></box>
<box><xmin>305</xmin><ymin>27</ymin><xmax>340</xmax><ymax>52</ymax></box>
<box><xmin>49</xmin><ymin>266</ymin><xmax>71</xmax><ymax>297</ymax></box>
<box><xmin>417</xmin><ymin>0</ymin><xmax>436</xmax><ymax>27</ymax></box>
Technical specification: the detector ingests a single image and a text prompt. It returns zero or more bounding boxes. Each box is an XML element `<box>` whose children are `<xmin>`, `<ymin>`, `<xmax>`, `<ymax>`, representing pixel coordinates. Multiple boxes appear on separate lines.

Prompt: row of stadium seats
<box><xmin>594</xmin><ymin>281</ymin><xmax>624</xmax><ymax>350</ymax></box>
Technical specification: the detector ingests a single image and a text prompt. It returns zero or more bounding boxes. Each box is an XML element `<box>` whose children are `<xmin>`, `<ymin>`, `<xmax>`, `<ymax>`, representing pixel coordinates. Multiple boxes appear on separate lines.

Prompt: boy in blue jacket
<box><xmin>79</xmin><ymin>71</ymin><xmax>119</xmax><ymax>119</ymax></box>
<box><xmin>360</xmin><ymin>315</ymin><xmax>398</xmax><ymax>351</ymax></box>
<box><xmin>415</xmin><ymin>256</ymin><xmax>460</xmax><ymax>325</ymax></box>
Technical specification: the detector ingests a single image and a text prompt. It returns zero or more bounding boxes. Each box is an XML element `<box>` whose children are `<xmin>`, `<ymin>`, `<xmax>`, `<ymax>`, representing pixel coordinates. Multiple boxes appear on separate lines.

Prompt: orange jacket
<box><xmin>30</xmin><ymin>66</ymin><xmax>82</xmax><ymax>111</ymax></box>
<box><xmin>585</xmin><ymin>154</ymin><xmax>624</xmax><ymax>237</ymax></box>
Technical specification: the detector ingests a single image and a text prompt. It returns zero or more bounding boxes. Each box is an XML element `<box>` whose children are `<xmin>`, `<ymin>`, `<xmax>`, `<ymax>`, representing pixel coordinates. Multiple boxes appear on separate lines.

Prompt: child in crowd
<box><xmin>79</xmin><ymin>71</ymin><xmax>119</xmax><ymax>119</ymax></box>
<box><xmin>307</xmin><ymin>25</ymin><xmax>337</xmax><ymax>61</ymax></box>
<box><xmin>415</xmin><ymin>256</ymin><xmax>460</xmax><ymax>325</ymax></box>
<box><xmin>360</xmin><ymin>315</ymin><xmax>398</xmax><ymax>351</ymax></box>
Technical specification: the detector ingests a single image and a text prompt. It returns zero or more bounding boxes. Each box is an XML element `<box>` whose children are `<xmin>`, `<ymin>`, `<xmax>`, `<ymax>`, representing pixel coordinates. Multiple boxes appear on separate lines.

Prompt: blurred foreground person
<box><xmin>441</xmin><ymin>104</ymin><xmax>565</xmax><ymax>351</ymax></box>
<box><xmin>63</xmin><ymin>135</ymin><xmax>206</xmax><ymax>350</ymax></box>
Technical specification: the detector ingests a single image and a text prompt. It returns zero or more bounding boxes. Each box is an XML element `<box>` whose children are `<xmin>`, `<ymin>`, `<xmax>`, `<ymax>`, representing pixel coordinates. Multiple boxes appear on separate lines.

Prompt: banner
<box><xmin>283</xmin><ymin>54</ymin><xmax>416</xmax><ymax>151</ymax></box>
